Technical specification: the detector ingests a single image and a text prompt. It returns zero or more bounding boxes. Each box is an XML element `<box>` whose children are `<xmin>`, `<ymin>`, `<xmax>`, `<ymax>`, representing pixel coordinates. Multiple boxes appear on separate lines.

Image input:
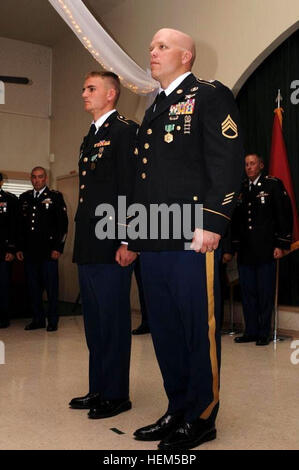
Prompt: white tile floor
<box><xmin>0</xmin><ymin>314</ymin><xmax>298</xmax><ymax>450</ymax></box>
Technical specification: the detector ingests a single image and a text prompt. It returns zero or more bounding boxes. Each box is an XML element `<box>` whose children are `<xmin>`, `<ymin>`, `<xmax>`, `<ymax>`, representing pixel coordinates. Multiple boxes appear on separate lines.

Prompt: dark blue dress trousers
<box><xmin>139</xmin><ymin>250</ymin><xmax>221</xmax><ymax>423</ymax></box>
<box><xmin>78</xmin><ymin>263</ymin><xmax>133</xmax><ymax>399</ymax></box>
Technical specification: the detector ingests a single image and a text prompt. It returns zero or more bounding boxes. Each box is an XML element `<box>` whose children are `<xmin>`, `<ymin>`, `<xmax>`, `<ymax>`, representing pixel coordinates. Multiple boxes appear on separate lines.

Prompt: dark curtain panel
<box><xmin>236</xmin><ymin>29</ymin><xmax>299</xmax><ymax>306</ymax></box>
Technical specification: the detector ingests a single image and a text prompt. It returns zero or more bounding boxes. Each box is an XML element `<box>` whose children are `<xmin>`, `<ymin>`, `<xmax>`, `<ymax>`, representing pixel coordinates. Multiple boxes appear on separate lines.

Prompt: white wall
<box><xmin>0</xmin><ymin>37</ymin><xmax>52</xmax><ymax>174</ymax></box>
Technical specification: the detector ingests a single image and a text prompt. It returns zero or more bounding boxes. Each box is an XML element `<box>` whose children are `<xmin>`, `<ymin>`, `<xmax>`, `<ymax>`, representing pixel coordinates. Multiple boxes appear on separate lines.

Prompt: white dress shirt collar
<box><xmin>159</xmin><ymin>72</ymin><xmax>192</xmax><ymax>96</ymax></box>
<box><xmin>92</xmin><ymin>109</ymin><xmax>116</xmax><ymax>133</ymax></box>
<box><xmin>250</xmin><ymin>174</ymin><xmax>262</xmax><ymax>187</ymax></box>
<box><xmin>34</xmin><ymin>186</ymin><xmax>46</xmax><ymax>197</ymax></box>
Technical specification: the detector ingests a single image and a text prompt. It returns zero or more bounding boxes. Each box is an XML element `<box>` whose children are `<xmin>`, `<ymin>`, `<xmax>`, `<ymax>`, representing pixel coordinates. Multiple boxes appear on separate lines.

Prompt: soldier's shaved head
<box><xmin>150</xmin><ymin>28</ymin><xmax>196</xmax><ymax>88</ymax></box>
<box><xmin>154</xmin><ymin>28</ymin><xmax>196</xmax><ymax>66</ymax></box>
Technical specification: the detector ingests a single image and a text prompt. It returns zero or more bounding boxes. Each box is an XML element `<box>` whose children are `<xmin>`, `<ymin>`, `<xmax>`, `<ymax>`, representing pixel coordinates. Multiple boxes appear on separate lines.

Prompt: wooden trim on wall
<box><xmin>279</xmin><ymin>305</ymin><xmax>299</xmax><ymax>313</ymax></box>
<box><xmin>0</xmin><ymin>170</ymin><xmax>31</xmax><ymax>180</ymax></box>
<box><xmin>57</xmin><ymin>172</ymin><xmax>78</xmax><ymax>181</ymax></box>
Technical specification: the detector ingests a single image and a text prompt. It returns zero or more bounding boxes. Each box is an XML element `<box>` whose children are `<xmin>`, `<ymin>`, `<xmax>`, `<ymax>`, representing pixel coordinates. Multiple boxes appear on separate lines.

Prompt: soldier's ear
<box><xmin>182</xmin><ymin>50</ymin><xmax>192</xmax><ymax>66</ymax></box>
<box><xmin>107</xmin><ymin>87</ymin><xmax>116</xmax><ymax>103</ymax></box>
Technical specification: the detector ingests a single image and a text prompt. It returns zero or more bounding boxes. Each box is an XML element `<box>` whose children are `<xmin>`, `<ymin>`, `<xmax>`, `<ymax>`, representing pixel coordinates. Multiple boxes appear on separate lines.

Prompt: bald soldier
<box><xmin>129</xmin><ymin>29</ymin><xmax>244</xmax><ymax>449</ymax></box>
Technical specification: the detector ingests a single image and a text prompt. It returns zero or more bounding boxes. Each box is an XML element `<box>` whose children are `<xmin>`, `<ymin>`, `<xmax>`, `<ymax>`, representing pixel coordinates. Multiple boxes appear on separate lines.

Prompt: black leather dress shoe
<box><xmin>234</xmin><ymin>335</ymin><xmax>257</xmax><ymax>343</ymax></box>
<box><xmin>134</xmin><ymin>412</ymin><xmax>184</xmax><ymax>441</ymax></box>
<box><xmin>69</xmin><ymin>392</ymin><xmax>101</xmax><ymax>409</ymax></box>
<box><xmin>158</xmin><ymin>419</ymin><xmax>216</xmax><ymax>450</ymax></box>
<box><xmin>88</xmin><ymin>399</ymin><xmax>132</xmax><ymax>419</ymax></box>
<box><xmin>47</xmin><ymin>325</ymin><xmax>58</xmax><ymax>332</ymax></box>
<box><xmin>132</xmin><ymin>324</ymin><xmax>150</xmax><ymax>335</ymax></box>
<box><xmin>256</xmin><ymin>337</ymin><xmax>270</xmax><ymax>346</ymax></box>
<box><xmin>0</xmin><ymin>320</ymin><xmax>10</xmax><ymax>328</ymax></box>
<box><xmin>24</xmin><ymin>321</ymin><xmax>46</xmax><ymax>330</ymax></box>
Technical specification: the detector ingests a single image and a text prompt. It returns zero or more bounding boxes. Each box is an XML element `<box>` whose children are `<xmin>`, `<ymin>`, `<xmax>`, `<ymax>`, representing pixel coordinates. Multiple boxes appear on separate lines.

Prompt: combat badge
<box><xmin>221</xmin><ymin>115</ymin><xmax>238</xmax><ymax>139</ymax></box>
<box><xmin>42</xmin><ymin>198</ymin><xmax>52</xmax><ymax>209</ymax></box>
<box><xmin>257</xmin><ymin>191</ymin><xmax>269</xmax><ymax>204</ymax></box>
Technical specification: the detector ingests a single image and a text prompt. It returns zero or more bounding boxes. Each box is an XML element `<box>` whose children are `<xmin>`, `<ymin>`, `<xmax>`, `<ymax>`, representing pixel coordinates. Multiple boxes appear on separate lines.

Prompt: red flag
<box><xmin>269</xmin><ymin>107</ymin><xmax>299</xmax><ymax>250</ymax></box>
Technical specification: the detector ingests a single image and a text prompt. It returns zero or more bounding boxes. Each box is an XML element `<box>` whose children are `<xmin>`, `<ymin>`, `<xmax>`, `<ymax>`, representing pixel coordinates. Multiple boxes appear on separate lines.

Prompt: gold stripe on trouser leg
<box><xmin>200</xmin><ymin>251</ymin><xmax>219</xmax><ymax>419</ymax></box>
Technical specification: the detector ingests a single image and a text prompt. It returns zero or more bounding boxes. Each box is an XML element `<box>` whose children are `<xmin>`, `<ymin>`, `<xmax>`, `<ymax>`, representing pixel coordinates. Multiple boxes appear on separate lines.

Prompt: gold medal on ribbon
<box><xmin>164</xmin><ymin>124</ymin><xmax>175</xmax><ymax>143</ymax></box>
<box><xmin>164</xmin><ymin>132</ymin><xmax>173</xmax><ymax>143</ymax></box>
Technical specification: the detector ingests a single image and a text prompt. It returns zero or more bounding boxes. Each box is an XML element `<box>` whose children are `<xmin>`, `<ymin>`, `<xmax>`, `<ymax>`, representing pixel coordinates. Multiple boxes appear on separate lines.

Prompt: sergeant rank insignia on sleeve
<box><xmin>221</xmin><ymin>115</ymin><xmax>238</xmax><ymax>139</ymax></box>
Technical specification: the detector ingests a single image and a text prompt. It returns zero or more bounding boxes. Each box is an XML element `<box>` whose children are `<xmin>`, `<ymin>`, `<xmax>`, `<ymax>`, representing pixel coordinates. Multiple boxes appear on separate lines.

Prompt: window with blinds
<box><xmin>2</xmin><ymin>179</ymin><xmax>32</xmax><ymax>197</ymax></box>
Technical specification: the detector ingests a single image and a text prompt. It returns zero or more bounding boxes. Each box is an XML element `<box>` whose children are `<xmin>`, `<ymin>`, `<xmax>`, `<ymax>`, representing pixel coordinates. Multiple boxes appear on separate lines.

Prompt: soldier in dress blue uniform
<box><xmin>17</xmin><ymin>167</ymin><xmax>68</xmax><ymax>331</ymax></box>
<box><xmin>130</xmin><ymin>29</ymin><xmax>244</xmax><ymax>450</ymax></box>
<box><xmin>233</xmin><ymin>154</ymin><xmax>293</xmax><ymax>346</ymax></box>
<box><xmin>0</xmin><ymin>173</ymin><xmax>18</xmax><ymax>328</ymax></box>
<box><xmin>69</xmin><ymin>71</ymin><xmax>138</xmax><ymax>419</ymax></box>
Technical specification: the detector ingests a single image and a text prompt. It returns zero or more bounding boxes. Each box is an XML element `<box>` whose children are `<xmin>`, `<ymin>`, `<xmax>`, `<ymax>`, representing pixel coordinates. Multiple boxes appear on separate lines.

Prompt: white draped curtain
<box><xmin>48</xmin><ymin>0</ymin><xmax>158</xmax><ymax>95</ymax></box>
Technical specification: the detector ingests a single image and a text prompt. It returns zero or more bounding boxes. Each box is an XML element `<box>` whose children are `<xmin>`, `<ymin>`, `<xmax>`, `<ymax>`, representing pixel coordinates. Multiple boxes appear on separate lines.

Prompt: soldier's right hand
<box><xmin>115</xmin><ymin>244</ymin><xmax>137</xmax><ymax>267</ymax></box>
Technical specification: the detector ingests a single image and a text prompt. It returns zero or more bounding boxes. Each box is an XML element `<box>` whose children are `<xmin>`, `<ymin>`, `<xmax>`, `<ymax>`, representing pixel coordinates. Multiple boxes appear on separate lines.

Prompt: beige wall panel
<box><xmin>57</xmin><ymin>174</ymin><xmax>79</xmax><ymax>303</ymax></box>
<box><xmin>50</xmin><ymin>32</ymin><xmax>94</xmax><ymax>185</ymax></box>
<box><xmin>0</xmin><ymin>37</ymin><xmax>52</xmax><ymax>117</ymax></box>
<box><xmin>0</xmin><ymin>113</ymin><xmax>50</xmax><ymax>172</ymax></box>
<box><xmin>0</xmin><ymin>37</ymin><xmax>51</xmax><ymax>174</ymax></box>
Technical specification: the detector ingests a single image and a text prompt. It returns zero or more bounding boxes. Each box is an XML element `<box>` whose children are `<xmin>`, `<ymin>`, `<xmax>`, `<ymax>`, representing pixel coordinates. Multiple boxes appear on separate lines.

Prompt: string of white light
<box><xmin>48</xmin><ymin>0</ymin><xmax>158</xmax><ymax>95</ymax></box>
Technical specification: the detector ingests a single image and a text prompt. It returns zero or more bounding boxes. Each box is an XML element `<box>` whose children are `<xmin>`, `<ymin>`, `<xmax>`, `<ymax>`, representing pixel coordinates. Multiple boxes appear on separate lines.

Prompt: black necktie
<box><xmin>84</xmin><ymin>124</ymin><xmax>96</xmax><ymax>148</ymax></box>
<box><xmin>153</xmin><ymin>91</ymin><xmax>166</xmax><ymax>112</ymax></box>
<box><xmin>88</xmin><ymin>123</ymin><xmax>96</xmax><ymax>136</ymax></box>
<box><xmin>35</xmin><ymin>191</ymin><xmax>39</xmax><ymax>199</ymax></box>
